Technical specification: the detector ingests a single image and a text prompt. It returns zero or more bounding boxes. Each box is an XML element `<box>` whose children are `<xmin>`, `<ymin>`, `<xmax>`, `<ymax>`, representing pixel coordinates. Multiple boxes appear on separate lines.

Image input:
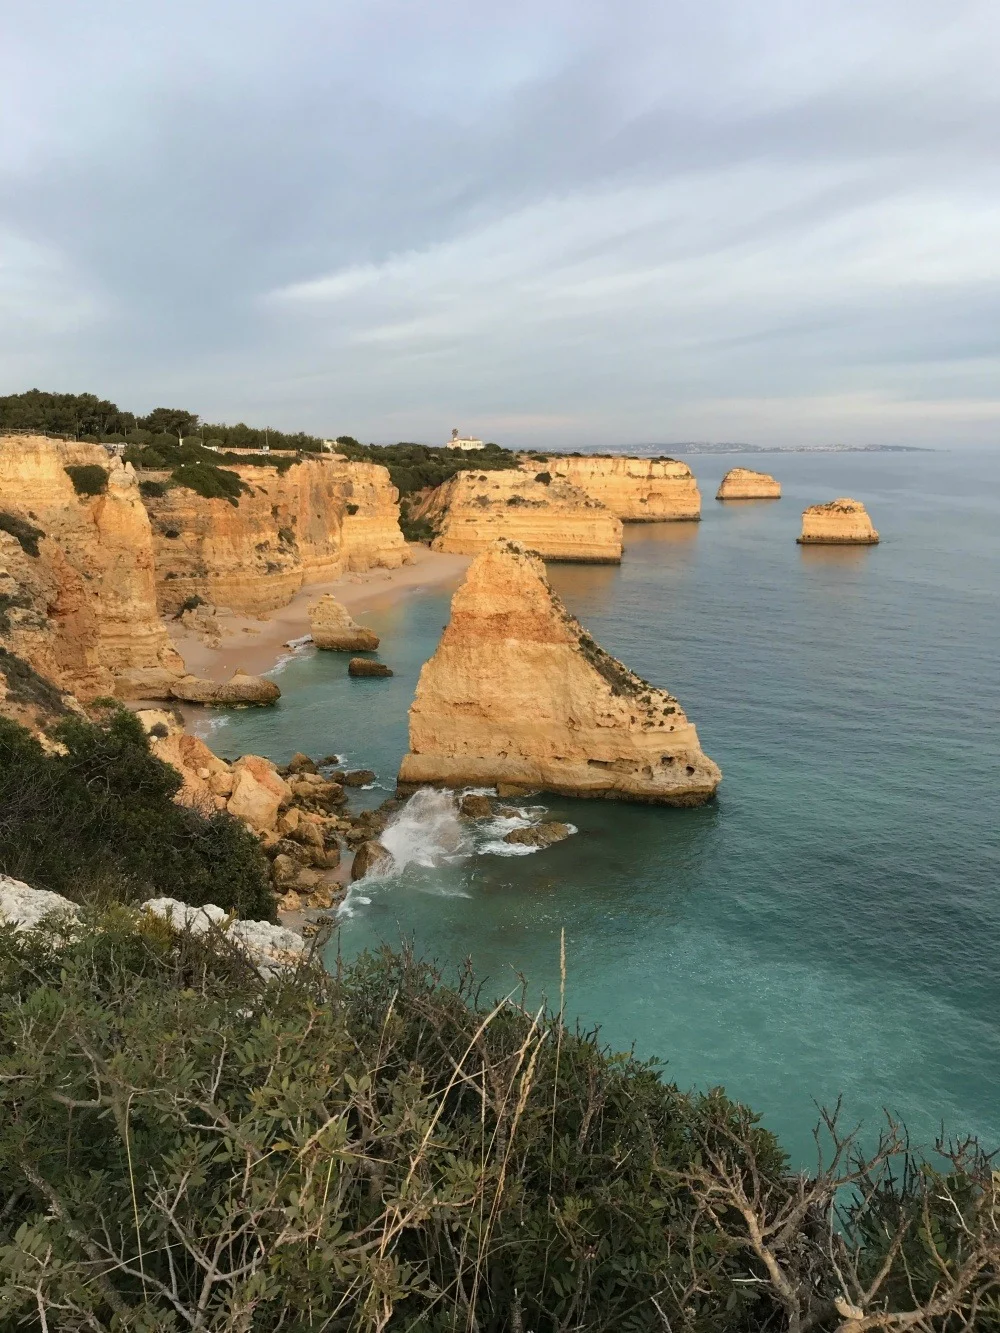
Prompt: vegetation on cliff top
<box><xmin>0</xmin><ymin>511</ymin><xmax>44</xmax><ymax>558</ymax></box>
<box><xmin>0</xmin><ymin>923</ymin><xmax>996</xmax><ymax>1332</ymax></box>
<box><xmin>0</xmin><ymin>709</ymin><xmax>272</xmax><ymax>919</ymax></box>
<box><xmin>64</xmin><ymin>463</ymin><xmax>109</xmax><ymax>497</ymax></box>
<box><xmin>334</xmin><ymin>437</ymin><xmax>520</xmax><ymax>497</ymax></box>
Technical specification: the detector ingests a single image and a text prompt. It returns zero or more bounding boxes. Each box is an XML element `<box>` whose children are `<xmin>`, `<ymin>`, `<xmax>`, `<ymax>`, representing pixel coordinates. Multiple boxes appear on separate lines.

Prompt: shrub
<box><xmin>138</xmin><ymin>478</ymin><xmax>169</xmax><ymax>498</ymax></box>
<box><xmin>345</xmin><ymin>502</ymin><xmax>360</xmax><ymax>515</ymax></box>
<box><xmin>0</xmin><ymin>711</ymin><xmax>273</xmax><ymax>919</ymax></box>
<box><xmin>0</xmin><ymin>648</ymin><xmax>70</xmax><ymax>717</ymax></box>
<box><xmin>64</xmin><ymin>464</ymin><xmax>109</xmax><ymax>497</ymax></box>
<box><xmin>170</xmin><ymin>461</ymin><xmax>250</xmax><ymax>506</ymax></box>
<box><xmin>535</xmin><ymin>470</ymin><xmax>552</xmax><ymax>484</ymax></box>
<box><xmin>0</xmin><ymin>933</ymin><xmax>996</xmax><ymax>1332</ymax></box>
<box><xmin>0</xmin><ymin>511</ymin><xmax>44</xmax><ymax>557</ymax></box>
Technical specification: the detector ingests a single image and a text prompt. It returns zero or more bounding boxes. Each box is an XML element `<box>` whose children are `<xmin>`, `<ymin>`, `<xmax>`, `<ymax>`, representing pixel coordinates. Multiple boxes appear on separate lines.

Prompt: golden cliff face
<box><xmin>525</xmin><ymin>455</ymin><xmax>701</xmax><ymax>521</ymax></box>
<box><xmin>424</xmin><ymin>471</ymin><xmax>623</xmax><ymax>563</ymax></box>
<box><xmin>797</xmin><ymin>498</ymin><xmax>879</xmax><ymax>545</ymax></box>
<box><xmin>336</xmin><ymin>461</ymin><xmax>411</xmax><ymax>573</ymax></box>
<box><xmin>399</xmin><ymin>541</ymin><xmax>720</xmax><ymax>805</ymax></box>
<box><xmin>143</xmin><ymin>457</ymin><xmax>409</xmax><ymax>615</ymax></box>
<box><xmin>716</xmin><ymin>468</ymin><xmax>781</xmax><ymax>500</ymax></box>
<box><xmin>0</xmin><ymin>436</ymin><xmax>182</xmax><ymax>704</ymax></box>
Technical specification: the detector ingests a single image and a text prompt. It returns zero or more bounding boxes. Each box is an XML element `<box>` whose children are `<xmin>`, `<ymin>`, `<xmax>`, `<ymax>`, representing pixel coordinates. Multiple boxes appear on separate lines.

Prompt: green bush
<box><xmin>0</xmin><ymin>511</ymin><xmax>44</xmax><ymax>557</ymax></box>
<box><xmin>64</xmin><ymin>464</ymin><xmax>108</xmax><ymax>497</ymax></box>
<box><xmin>0</xmin><ymin>711</ymin><xmax>273</xmax><ymax>919</ymax></box>
<box><xmin>333</xmin><ymin>440</ymin><xmax>521</xmax><ymax>497</ymax></box>
<box><xmin>138</xmin><ymin>478</ymin><xmax>170</xmax><ymax>498</ymax></box>
<box><xmin>171</xmin><ymin>461</ymin><xmax>250</xmax><ymax>506</ymax></box>
<box><xmin>0</xmin><ymin>931</ymin><xmax>996</xmax><ymax>1332</ymax></box>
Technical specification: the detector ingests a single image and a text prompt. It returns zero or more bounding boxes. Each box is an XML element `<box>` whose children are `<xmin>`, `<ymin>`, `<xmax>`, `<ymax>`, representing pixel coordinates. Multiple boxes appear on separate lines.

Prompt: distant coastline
<box><xmin>613</xmin><ymin>443</ymin><xmax>935</xmax><ymax>455</ymax></box>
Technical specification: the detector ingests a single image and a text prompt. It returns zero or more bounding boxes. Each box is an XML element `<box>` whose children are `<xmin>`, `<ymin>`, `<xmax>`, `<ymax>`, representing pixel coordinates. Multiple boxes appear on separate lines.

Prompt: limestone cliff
<box><xmin>143</xmin><ymin>456</ymin><xmax>409</xmax><ymax>616</ymax></box>
<box><xmin>524</xmin><ymin>455</ymin><xmax>701</xmax><ymax>521</ymax></box>
<box><xmin>422</xmin><ymin>471</ymin><xmax>623</xmax><ymax>563</ymax></box>
<box><xmin>797</xmin><ymin>498</ymin><xmax>879</xmax><ymax>545</ymax></box>
<box><xmin>716</xmin><ymin>468</ymin><xmax>781</xmax><ymax>500</ymax></box>
<box><xmin>399</xmin><ymin>541</ymin><xmax>720</xmax><ymax>805</ymax></box>
<box><xmin>0</xmin><ymin>435</ymin><xmax>182</xmax><ymax>704</ymax></box>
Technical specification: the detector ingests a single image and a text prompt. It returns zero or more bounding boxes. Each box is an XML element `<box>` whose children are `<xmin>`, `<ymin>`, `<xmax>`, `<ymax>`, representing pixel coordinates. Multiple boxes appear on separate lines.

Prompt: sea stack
<box><xmin>797</xmin><ymin>498</ymin><xmax>879</xmax><ymax>545</ymax></box>
<box><xmin>308</xmin><ymin>594</ymin><xmax>379</xmax><ymax>650</ymax></box>
<box><xmin>398</xmin><ymin>541</ymin><xmax>720</xmax><ymax>805</ymax></box>
<box><xmin>716</xmin><ymin>468</ymin><xmax>781</xmax><ymax>500</ymax></box>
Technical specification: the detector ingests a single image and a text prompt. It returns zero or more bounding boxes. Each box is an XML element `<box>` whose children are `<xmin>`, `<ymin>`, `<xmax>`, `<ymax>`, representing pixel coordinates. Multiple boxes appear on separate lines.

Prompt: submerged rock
<box><xmin>398</xmin><ymin>540</ymin><xmax>721</xmax><ymax>806</ymax></box>
<box><xmin>797</xmin><ymin>498</ymin><xmax>879</xmax><ymax>545</ymax></box>
<box><xmin>308</xmin><ymin>594</ymin><xmax>380</xmax><ymax>651</ymax></box>
<box><xmin>459</xmin><ymin>793</ymin><xmax>493</xmax><ymax>818</ymax></box>
<box><xmin>351</xmin><ymin>840</ymin><xmax>393</xmax><ymax>880</ymax></box>
<box><xmin>716</xmin><ymin>468</ymin><xmax>781</xmax><ymax>500</ymax></box>
<box><xmin>348</xmin><ymin>658</ymin><xmax>393</xmax><ymax>678</ymax></box>
<box><xmin>503</xmin><ymin>821</ymin><xmax>572</xmax><ymax>848</ymax></box>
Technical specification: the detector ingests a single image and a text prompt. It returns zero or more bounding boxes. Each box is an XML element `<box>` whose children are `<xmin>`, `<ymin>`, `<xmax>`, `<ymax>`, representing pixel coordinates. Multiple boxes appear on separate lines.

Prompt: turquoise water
<box><xmin>208</xmin><ymin>449</ymin><xmax>1000</xmax><ymax>1165</ymax></box>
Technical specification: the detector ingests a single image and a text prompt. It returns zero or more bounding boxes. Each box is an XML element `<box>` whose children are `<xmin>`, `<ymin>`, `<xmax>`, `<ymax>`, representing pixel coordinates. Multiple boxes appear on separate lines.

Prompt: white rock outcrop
<box><xmin>0</xmin><ymin>875</ymin><xmax>79</xmax><ymax>932</ymax></box>
<box><xmin>141</xmin><ymin>898</ymin><xmax>305</xmax><ymax>975</ymax></box>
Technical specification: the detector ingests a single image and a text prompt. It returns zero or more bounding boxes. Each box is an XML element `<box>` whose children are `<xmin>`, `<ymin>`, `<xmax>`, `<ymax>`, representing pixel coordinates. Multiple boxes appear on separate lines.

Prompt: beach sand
<box><xmin>168</xmin><ymin>544</ymin><xmax>471</xmax><ymax>682</ymax></box>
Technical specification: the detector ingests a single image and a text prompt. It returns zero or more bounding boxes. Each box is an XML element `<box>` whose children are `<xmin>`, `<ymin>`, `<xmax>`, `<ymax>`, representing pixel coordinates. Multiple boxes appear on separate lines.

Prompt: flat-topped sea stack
<box><xmin>716</xmin><ymin>468</ymin><xmax>781</xmax><ymax>500</ymax></box>
<box><xmin>424</xmin><ymin>471</ymin><xmax>622</xmax><ymax>563</ymax></box>
<box><xmin>524</xmin><ymin>455</ymin><xmax>701</xmax><ymax>520</ymax></box>
<box><xmin>797</xmin><ymin>498</ymin><xmax>879</xmax><ymax>545</ymax></box>
<box><xmin>308</xmin><ymin>594</ymin><xmax>379</xmax><ymax>650</ymax></box>
<box><xmin>398</xmin><ymin>541</ymin><xmax>720</xmax><ymax>805</ymax></box>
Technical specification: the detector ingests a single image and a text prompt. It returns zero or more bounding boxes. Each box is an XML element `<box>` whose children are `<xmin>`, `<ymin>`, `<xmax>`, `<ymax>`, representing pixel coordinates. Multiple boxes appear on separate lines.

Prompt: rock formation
<box><xmin>0</xmin><ymin>435</ymin><xmax>183</xmax><ymax>704</ymax></box>
<box><xmin>524</xmin><ymin>455</ymin><xmax>701</xmax><ymax>520</ymax></box>
<box><xmin>422</xmin><ymin>471</ymin><xmax>623</xmax><ymax>562</ymax></box>
<box><xmin>116</xmin><ymin>665</ymin><xmax>279</xmax><ymax>705</ymax></box>
<box><xmin>716</xmin><ymin>468</ymin><xmax>781</xmax><ymax>500</ymax></box>
<box><xmin>348</xmin><ymin>658</ymin><xmax>392</xmax><ymax>677</ymax></box>
<box><xmin>797</xmin><ymin>498</ymin><xmax>879</xmax><ymax>545</ymax></box>
<box><xmin>399</xmin><ymin>541</ymin><xmax>721</xmax><ymax>805</ymax></box>
<box><xmin>141</xmin><ymin>456</ymin><xmax>409</xmax><ymax>616</ymax></box>
<box><xmin>308</xmin><ymin>594</ymin><xmax>379</xmax><ymax>650</ymax></box>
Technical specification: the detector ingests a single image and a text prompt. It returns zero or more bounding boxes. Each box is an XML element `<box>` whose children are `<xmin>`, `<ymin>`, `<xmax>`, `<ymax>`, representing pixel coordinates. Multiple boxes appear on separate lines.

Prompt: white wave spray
<box><xmin>379</xmin><ymin>788</ymin><xmax>471</xmax><ymax>873</ymax></box>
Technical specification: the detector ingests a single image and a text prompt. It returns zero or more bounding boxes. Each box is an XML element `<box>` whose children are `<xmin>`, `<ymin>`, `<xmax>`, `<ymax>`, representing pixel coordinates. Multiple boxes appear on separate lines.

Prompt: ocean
<box><xmin>208</xmin><ymin>448</ymin><xmax>1000</xmax><ymax>1166</ymax></box>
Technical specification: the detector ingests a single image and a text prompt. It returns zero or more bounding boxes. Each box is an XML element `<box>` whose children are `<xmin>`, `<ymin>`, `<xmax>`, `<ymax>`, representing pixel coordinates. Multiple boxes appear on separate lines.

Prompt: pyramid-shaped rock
<box><xmin>399</xmin><ymin>541</ymin><xmax>720</xmax><ymax>805</ymax></box>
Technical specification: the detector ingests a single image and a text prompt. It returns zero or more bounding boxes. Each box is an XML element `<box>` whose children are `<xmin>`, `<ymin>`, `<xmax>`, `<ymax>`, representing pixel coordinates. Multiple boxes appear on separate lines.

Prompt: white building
<box><xmin>445</xmin><ymin>428</ymin><xmax>485</xmax><ymax>451</ymax></box>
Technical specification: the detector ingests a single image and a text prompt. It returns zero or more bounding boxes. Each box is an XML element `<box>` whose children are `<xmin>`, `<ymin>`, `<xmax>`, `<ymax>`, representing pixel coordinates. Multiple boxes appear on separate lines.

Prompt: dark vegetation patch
<box><xmin>64</xmin><ymin>463</ymin><xmax>108</xmax><ymax>497</ymax></box>
<box><xmin>535</xmin><ymin>470</ymin><xmax>552</xmax><ymax>483</ymax></box>
<box><xmin>578</xmin><ymin>632</ymin><xmax>650</xmax><ymax>696</ymax></box>
<box><xmin>0</xmin><ymin>647</ymin><xmax>70</xmax><ymax>716</ymax></box>
<box><xmin>277</xmin><ymin>526</ymin><xmax>297</xmax><ymax>546</ymax></box>
<box><xmin>138</xmin><ymin>478</ymin><xmax>170</xmax><ymax>498</ymax></box>
<box><xmin>174</xmin><ymin>594</ymin><xmax>205</xmax><ymax>617</ymax></box>
<box><xmin>333</xmin><ymin>438</ymin><xmax>520</xmax><ymax>497</ymax></box>
<box><xmin>170</xmin><ymin>461</ymin><xmax>251</xmax><ymax>506</ymax></box>
<box><xmin>0</xmin><ymin>591</ymin><xmax>32</xmax><ymax>633</ymax></box>
<box><xmin>0</xmin><ymin>709</ymin><xmax>272</xmax><ymax>918</ymax></box>
<box><xmin>0</xmin><ymin>511</ymin><xmax>44</xmax><ymax>558</ymax></box>
<box><xmin>345</xmin><ymin>502</ymin><xmax>360</xmax><ymax>515</ymax></box>
<box><xmin>0</xmin><ymin>934</ymin><xmax>996</xmax><ymax>1332</ymax></box>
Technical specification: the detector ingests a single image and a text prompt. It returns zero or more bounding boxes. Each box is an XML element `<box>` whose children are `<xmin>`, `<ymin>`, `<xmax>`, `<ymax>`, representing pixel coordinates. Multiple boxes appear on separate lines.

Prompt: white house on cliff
<box><xmin>445</xmin><ymin>428</ymin><xmax>485</xmax><ymax>451</ymax></box>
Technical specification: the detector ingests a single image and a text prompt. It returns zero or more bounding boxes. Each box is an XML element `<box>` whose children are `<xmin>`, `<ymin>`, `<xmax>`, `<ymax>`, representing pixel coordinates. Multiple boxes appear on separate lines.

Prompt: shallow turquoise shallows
<box><xmin>208</xmin><ymin>448</ymin><xmax>1000</xmax><ymax>1166</ymax></box>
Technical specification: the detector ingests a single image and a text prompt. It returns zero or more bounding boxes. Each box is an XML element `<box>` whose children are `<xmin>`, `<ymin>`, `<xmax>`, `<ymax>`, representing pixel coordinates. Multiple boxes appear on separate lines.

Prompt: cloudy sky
<box><xmin>2</xmin><ymin>0</ymin><xmax>999</xmax><ymax>448</ymax></box>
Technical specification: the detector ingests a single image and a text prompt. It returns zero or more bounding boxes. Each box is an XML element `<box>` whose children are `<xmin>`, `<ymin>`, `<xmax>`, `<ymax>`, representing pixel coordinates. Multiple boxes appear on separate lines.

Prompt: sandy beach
<box><xmin>169</xmin><ymin>544</ymin><xmax>471</xmax><ymax>682</ymax></box>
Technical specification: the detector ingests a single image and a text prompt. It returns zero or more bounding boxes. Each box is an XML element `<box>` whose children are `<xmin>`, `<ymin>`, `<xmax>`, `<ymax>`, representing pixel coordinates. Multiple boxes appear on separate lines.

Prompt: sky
<box><xmin>2</xmin><ymin>0</ymin><xmax>999</xmax><ymax>449</ymax></box>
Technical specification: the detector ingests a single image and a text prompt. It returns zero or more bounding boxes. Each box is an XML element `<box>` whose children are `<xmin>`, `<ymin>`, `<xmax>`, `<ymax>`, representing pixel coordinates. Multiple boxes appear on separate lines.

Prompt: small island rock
<box><xmin>460</xmin><ymin>793</ymin><xmax>493</xmax><ymax>818</ymax></box>
<box><xmin>716</xmin><ymin>468</ymin><xmax>781</xmax><ymax>500</ymax></box>
<box><xmin>308</xmin><ymin>594</ymin><xmax>380</xmax><ymax>651</ymax></box>
<box><xmin>797</xmin><ymin>498</ymin><xmax>879</xmax><ymax>545</ymax></box>
<box><xmin>349</xmin><ymin>658</ymin><xmax>393</xmax><ymax>677</ymax></box>
<box><xmin>503</xmin><ymin>821</ymin><xmax>572</xmax><ymax>848</ymax></box>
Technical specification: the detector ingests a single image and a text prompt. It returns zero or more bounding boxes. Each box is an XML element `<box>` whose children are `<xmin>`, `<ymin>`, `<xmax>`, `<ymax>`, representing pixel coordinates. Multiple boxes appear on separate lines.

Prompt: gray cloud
<box><xmin>1</xmin><ymin>0</ymin><xmax>999</xmax><ymax>445</ymax></box>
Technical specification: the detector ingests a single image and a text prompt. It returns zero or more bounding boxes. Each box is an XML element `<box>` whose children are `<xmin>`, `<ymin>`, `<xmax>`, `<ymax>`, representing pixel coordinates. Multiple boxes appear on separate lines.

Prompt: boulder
<box><xmin>341</xmin><ymin>769</ymin><xmax>376</xmax><ymax>786</ymax></box>
<box><xmin>350</xmin><ymin>840</ymin><xmax>393</xmax><ymax>880</ymax></box>
<box><xmin>348</xmin><ymin>658</ymin><xmax>393</xmax><ymax>678</ymax></box>
<box><xmin>141</xmin><ymin>898</ymin><xmax>305</xmax><ymax>976</ymax></box>
<box><xmin>287</xmin><ymin>751</ymin><xmax>318</xmax><ymax>774</ymax></box>
<box><xmin>308</xmin><ymin>594</ymin><xmax>380</xmax><ymax>651</ymax></box>
<box><xmin>170</xmin><ymin>669</ymin><xmax>280</xmax><ymax>706</ymax></box>
<box><xmin>227</xmin><ymin>755</ymin><xmax>292</xmax><ymax>833</ymax></box>
<box><xmin>0</xmin><ymin>875</ymin><xmax>79</xmax><ymax>932</ymax></box>
<box><xmin>503</xmin><ymin>821</ymin><xmax>573</xmax><ymax>848</ymax></box>
<box><xmin>460</xmin><ymin>793</ymin><xmax>493</xmax><ymax>818</ymax></box>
